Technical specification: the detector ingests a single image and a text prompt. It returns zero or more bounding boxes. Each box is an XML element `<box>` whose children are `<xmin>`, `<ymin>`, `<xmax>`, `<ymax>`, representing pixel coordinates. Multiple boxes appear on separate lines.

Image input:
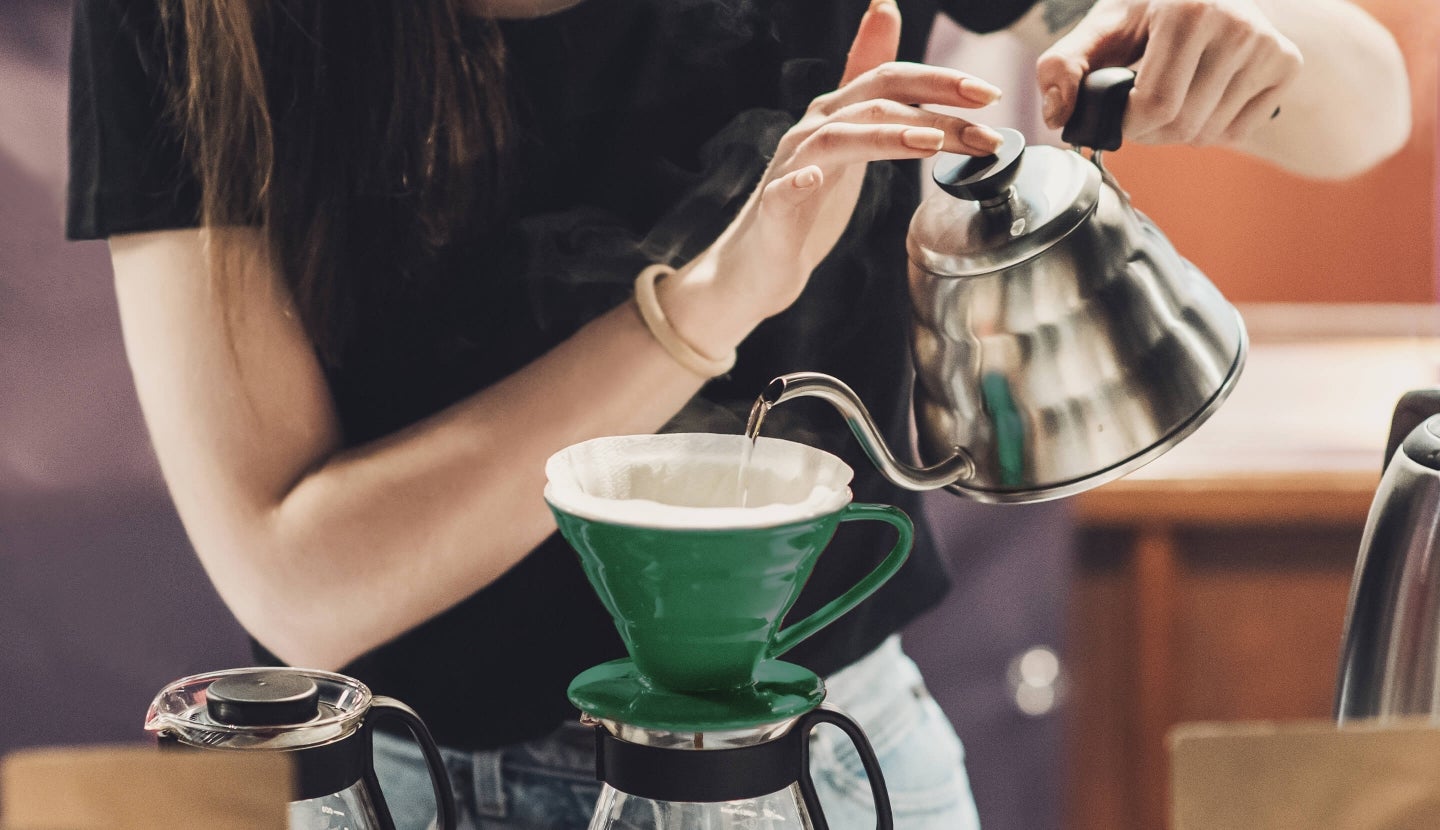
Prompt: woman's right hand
<box><xmin>660</xmin><ymin>0</ymin><xmax>1004</xmax><ymax>355</ymax></box>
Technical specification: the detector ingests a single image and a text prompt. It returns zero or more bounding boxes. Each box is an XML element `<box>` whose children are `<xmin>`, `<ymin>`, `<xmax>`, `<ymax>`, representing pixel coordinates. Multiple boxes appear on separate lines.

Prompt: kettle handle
<box><xmin>796</xmin><ymin>706</ymin><xmax>894</xmax><ymax>830</ymax></box>
<box><xmin>366</xmin><ymin>696</ymin><xmax>458</xmax><ymax>830</ymax></box>
<box><xmin>1061</xmin><ymin>66</ymin><xmax>1282</xmax><ymax>151</ymax></box>
<box><xmin>1061</xmin><ymin>67</ymin><xmax>1136</xmax><ymax>152</ymax></box>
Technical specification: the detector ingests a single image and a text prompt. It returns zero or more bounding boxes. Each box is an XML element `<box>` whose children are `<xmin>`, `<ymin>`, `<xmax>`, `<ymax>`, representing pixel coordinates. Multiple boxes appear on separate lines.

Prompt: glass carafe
<box><xmin>145</xmin><ymin>667</ymin><xmax>456</xmax><ymax>830</ymax></box>
<box><xmin>588</xmin><ymin>706</ymin><xmax>893</xmax><ymax>830</ymax></box>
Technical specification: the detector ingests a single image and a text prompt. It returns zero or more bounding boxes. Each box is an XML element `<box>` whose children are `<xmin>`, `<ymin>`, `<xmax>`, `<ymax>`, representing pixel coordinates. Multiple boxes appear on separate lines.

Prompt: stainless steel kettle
<box><xmin>1334</xmin><ymin>390</ymin><xmax>1440</xmax><ymax>722</ymax></box>
<box><xmin>762</xmin><ymin>68</ymin><xmax>1248</xmax><ymax>503</ymax></box>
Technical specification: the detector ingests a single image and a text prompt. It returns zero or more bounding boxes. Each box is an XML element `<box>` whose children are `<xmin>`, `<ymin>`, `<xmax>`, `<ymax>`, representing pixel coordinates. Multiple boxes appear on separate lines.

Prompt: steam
<box><xmin>517</xmin><ymin>106</ymin><xmax>791</xmax><ymax>332</ymax></box>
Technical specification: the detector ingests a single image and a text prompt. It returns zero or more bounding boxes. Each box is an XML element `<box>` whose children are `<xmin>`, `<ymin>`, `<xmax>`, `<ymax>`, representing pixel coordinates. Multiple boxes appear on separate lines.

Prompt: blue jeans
<box><xmin>373</xmin><ymin>636</ymin><xmax>980</xmax><ymax>829</ymax></box>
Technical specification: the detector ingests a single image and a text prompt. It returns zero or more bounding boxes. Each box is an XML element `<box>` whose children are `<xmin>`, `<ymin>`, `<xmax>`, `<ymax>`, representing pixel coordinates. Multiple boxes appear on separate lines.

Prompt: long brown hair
<box><xmin>160</xmin><ymin>0</ymin><xmax>510</xmax><ymax>365</ymax></box>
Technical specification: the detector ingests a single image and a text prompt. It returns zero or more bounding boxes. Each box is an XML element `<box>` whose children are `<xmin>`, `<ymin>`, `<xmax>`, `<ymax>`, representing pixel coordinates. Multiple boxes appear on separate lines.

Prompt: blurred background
<box><xmin>1</xmin><ymin>2</ymin><xmax>1436</xmax><ymax>829</ymax></box>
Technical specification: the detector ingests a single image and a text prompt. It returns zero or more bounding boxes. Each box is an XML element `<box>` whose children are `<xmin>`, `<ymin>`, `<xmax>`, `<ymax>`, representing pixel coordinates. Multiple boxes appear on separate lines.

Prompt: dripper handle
<box><xmin>365</xmin><ymin>697</ymin><xmax>458</xmax><ymax>830</ymax></box>
<box><xmin>766</xmin><ymin>503</ymin><xmax>912</xmax><ymax>660</ymax></box>
<box><xmin>797</xmin><ymin>706</ymin><xmax>895</xmax><ymax>830</ymax></box>
<box><xmin>1061</xmin><ymin>67</ymin><xmax>1136</xmax><ymax>152</ymax></box>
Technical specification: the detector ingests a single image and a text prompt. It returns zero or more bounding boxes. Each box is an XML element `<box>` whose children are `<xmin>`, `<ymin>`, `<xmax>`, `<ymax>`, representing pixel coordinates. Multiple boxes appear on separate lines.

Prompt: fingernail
<box><xmin>960</xmin><ymin>77</ymin><xmax>1002</xmax><ymax>104</ymax></box>
<box><xmin>1042</xmin><ymin>87</ymin><xmax>1062</xmax><ymax>127</ymax></box>
<box><xmin>795</xmin><ymin>168</ymin><xmax>820</xmax><ymax>188</ymax></box>
<box><xmin>869</xmin><ymin>0</ymin><xmax>897</xmax><ymax>10</ymax></box>
<box><xmin>963</xmin><ymin>125</ymin><xmax>1004</xmax><ymax>154</ymax></box>
<box><xmin>902</xmin><ymin>127</ymin><xmax>946</xmax><ymax>151</ymax></box>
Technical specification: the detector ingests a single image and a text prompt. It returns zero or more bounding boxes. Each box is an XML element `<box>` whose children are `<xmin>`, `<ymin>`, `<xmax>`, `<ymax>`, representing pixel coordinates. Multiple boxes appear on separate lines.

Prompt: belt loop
<box><xmin>472</xmin><ymin>748</ymin><xmax>508</xmax><ymax>819</ymax></box>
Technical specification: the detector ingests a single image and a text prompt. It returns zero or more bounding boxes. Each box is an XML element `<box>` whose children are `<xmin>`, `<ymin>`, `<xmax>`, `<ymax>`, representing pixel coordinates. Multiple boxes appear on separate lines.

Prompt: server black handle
<box><xmin>366</xmin><ymin>697</ymin><xmax>458</xmax><ymax>830</ymax></box>
<box><xmin>797</xmin><ymin>706</ymin><xmax>894</xmax><ymax>830</ymax></box>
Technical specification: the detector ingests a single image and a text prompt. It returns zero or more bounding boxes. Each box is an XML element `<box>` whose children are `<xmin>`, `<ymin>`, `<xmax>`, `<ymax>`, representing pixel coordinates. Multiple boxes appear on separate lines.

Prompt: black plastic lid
<box><xmin>206</xmin><ymin>671</ymin><xmax>321</xmax><ymax>726</ymax></box>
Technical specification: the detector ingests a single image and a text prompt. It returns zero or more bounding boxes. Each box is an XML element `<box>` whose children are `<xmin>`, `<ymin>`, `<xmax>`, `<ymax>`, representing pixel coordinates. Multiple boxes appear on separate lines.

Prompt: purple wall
<box><xmin>0</xmin><ymin>0</ymin><xmax>250</xmax><ymax>755</ymax></box>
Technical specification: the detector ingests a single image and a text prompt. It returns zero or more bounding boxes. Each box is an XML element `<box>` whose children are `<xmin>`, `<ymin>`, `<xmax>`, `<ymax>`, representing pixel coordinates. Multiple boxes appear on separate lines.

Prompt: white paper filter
<box><xmin>544</xmin><ymin>433</ymin><xmax>853</xmax><ymax>529</ymax></box>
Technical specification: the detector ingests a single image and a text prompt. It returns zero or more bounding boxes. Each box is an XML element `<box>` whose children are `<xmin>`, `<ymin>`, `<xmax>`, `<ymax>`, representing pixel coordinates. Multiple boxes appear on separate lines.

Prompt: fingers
<box><xmin>1193</xmin><ymin>38</ymin><xmax>1300</xmax><ymax>145</ymax></box>
<box><xmin>829</xmin><ymin>98</ymin><xmax>1003</xmax><ymax>154</ymax></box>
<box><xmin>841</xmin><ymin>0</ymin><xmax>902</xmax><ymax>86</ymax></box>
<box><xmin>820</xmin><ymin>62</ymin><xmax>1002</xmax><ymax>115</ymax></box>
<box><xmin>760</xmin><ymin>165</ymin><xmax>826</xmax><ymax>214</ymax></box>
<box><xmin>787</xmin><ymin>122</ymin><xmax>952</xmax><ymax>173</ymax></box>
<box><xmin>1146</xmin><ymin>41</ymin><xmax>1251</xmax><ymax>144</ymax></box>
<box><xmin>1125</xmin><ymin>8</ymin><xmax>1210</xmax><ymax>137</ymax></box>
<box><xmin>1048</xmin><ymin>0</ymin><xmax>1303</xmax><ymax>148</ymax></box>
<box><xmin>1036</xmin><ymin>0</ymin><xmax>1146</xmax><ymax>129</ymax></box>
<box><xmin>1213</xmin><ymin>80</ymin><xmax>1287</xmax><ymax>144</ymax></box>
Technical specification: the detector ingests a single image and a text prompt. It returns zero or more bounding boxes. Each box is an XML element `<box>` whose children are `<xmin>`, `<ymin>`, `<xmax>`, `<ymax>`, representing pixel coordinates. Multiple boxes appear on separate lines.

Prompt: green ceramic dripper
<box><xmin>544</xmin><ymin>433</ymin><xmax>913</xmax><ymax>696</ymax></box>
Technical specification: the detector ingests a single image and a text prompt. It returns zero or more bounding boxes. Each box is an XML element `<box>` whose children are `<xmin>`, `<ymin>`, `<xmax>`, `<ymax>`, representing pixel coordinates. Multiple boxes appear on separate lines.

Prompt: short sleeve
<box><xmin>67</xmin><ymin>0</ymin><xmax>201</xmax><ymax>240</ymax></box>
<box><xmin>940</xmin><ymin>0</ymin><xmax>1037</xmax><ymax>34</ymax></box>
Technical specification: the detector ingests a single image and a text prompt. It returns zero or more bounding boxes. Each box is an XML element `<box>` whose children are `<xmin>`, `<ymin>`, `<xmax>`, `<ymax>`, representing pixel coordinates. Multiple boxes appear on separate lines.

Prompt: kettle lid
<box><xmin>912</xmin><ymin>131</ymin><xmax>1100</xmax><ymax>277</ymax></box>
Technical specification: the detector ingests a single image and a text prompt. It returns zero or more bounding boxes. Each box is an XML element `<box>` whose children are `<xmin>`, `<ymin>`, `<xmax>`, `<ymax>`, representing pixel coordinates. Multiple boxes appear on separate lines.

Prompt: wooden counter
<box><xmin>1064</xmin><ymin>305</ymin><xmax>1440</xmax><ymax>830</ymax></box>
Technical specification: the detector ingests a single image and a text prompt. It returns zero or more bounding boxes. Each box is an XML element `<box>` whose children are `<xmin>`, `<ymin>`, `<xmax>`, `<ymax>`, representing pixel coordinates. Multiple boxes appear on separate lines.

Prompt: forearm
<box><xmin>1238</xmin><ymin>0</ymin><xmax>1409</xmax><ymax>178</ymax></box>
<box><xmin>265</xmin><ymin>308</ymin><xmax>712</xmax><ymax>664</ymax></box>
<box><xmin>114</xmin><ymin>229</ymin><xmax>754</xmax><ymax>670</ymax></box>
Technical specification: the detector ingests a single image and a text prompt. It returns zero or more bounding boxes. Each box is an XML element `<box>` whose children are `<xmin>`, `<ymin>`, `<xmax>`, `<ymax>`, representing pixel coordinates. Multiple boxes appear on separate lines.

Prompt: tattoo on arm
<box><xmin>1044</xmin><ymin>0</ymin><xmax>1097</xmax><ymax>33</ymax></box>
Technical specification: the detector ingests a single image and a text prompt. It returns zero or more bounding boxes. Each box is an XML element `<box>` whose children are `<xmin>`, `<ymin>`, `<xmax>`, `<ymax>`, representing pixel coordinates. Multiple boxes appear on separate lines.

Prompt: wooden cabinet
<box><xmin>1062</xmin><ymin>310</ymin><xmax>1440</xmax><ymax>830</ymax></box>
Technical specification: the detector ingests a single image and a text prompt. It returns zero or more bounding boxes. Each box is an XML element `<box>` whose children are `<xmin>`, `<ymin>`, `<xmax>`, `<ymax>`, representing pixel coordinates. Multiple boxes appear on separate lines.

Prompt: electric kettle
<box><xmin>761</xmin><ymin>68</ymin><xmax>1248</xmax><ymax>503</ymax></box>
<box><xmin>1334</xmin><ymin>389</ymin><xmax>1440</xmax><ymax>722</ymax></box>
<box><xmin>145</xmin><ymin>667</ymin><xmax>457</xmax><ymax>830</ymax></box>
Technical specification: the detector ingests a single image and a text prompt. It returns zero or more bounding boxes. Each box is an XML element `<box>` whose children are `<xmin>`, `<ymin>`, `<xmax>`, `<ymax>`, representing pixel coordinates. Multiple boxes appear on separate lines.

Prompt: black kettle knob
<box><xmin>1061</xmin><ymin>67</ymin><xmax>1136</xmax><ymax>152</ymax></box>
<box><xmin>932</xmin><ymin>127</ymin><xmax>1026</xmax><ymax>203</ymax></box>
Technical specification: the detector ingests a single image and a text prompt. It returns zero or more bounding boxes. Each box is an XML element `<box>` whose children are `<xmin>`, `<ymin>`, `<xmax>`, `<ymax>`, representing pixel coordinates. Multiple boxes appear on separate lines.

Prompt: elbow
<box><xmin>237</xmin><ymin>595</ymin><xmax>365</xmax><ymax>673</ymax></box>
<box><xmin>199</xmin><ymin>526</ymin><xmax>374</xmax><ymax>672</ymax></box>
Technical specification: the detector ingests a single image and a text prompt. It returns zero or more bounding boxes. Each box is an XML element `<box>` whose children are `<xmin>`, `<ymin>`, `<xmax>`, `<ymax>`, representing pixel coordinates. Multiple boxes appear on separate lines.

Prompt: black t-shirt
<box><xmin>69</xmin><ymin>0</ymin><xmax>1035</xmax><ymax>749</ymax></box>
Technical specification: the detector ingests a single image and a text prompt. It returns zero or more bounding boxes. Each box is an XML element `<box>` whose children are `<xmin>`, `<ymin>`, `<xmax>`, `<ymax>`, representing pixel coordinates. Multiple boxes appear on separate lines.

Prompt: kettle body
<box><xmin>1335</xmin><ymin>391</ymin><xmax>1440</xmax><ymax>722</ymax></box>
<box><xmin>759</xmin><ymin>69</ymin><xmax>1247</xmax><ymax>504</ymax></box>
<box><xmin>905</xmin><ymin>141</ymin><xmax>1246</xmax><ymax>501</ymax></box>
<box><xmin>145</xmin><ymin>667</ymin><xmax>457</xmax><ymax>830</ymax></box>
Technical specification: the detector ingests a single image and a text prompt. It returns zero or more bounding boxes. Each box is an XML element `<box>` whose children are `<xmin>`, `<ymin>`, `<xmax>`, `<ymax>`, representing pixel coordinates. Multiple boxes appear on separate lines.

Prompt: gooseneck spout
<box><xmin>761</xmin><ymin>372</ymin><xmax>974</xmax><ymax>492</ymax></box>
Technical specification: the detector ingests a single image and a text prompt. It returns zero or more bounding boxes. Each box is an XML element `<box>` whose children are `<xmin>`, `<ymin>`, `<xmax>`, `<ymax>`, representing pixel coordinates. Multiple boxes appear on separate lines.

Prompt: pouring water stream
<box><xmin>737</xmin><ymin>396</ymin><xmax>772</xmax><ymax>508</ymax></box>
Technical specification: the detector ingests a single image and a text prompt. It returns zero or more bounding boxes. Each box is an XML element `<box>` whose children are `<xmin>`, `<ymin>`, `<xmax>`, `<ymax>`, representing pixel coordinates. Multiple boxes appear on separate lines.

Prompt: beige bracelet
<box><xmin>633</xmin><ymin>263</ymin><xmax>737</xmax><ymax>378</ymax></box>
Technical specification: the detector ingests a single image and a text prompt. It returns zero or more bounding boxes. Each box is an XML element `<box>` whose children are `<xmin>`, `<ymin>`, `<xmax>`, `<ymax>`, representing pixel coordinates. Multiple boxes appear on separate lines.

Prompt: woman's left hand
<box><xmin>1035</xmin><ymin>0</ymin><xmax>1303</xmax><ymax>147</ymax></box>
<box><xmin>659</xmin><ymin>0</ymin><xmax>1003</xmax><ymax>354</ymax></box>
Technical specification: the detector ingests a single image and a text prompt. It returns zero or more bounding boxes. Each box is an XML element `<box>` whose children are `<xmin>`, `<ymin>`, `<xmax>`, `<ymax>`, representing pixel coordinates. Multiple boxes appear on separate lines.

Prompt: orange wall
<box><xmin>1103</xmin><ymin>0</ymin><xmax>1438</xmax><ymax>304</ymax></box>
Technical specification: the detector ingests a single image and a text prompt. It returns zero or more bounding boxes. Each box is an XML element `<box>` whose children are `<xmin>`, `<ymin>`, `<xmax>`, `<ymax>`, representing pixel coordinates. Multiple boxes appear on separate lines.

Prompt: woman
<box><xmin>68</xmin><ymin>0</ymin><xmax>1407</xmax><ymax>827</ymax></box>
